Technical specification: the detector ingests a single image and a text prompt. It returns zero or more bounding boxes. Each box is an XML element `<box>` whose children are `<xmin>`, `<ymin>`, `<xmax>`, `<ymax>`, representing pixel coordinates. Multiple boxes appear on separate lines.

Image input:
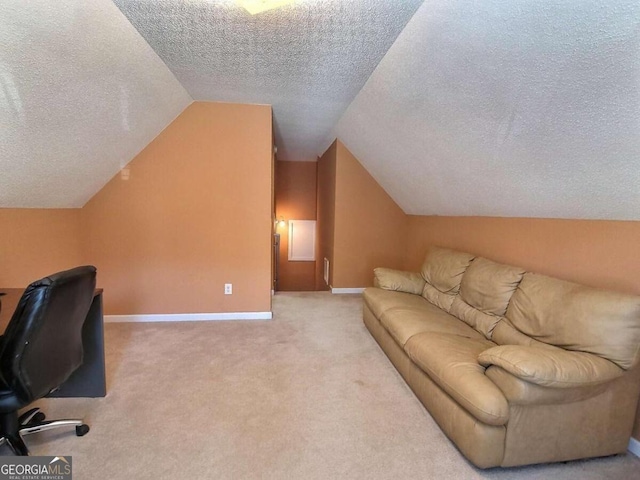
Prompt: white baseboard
<box><xmin>629</xmin><ymin>437</ymin><xmax>640</xmax><ymax>457</ymax></box>
<box><xmin>104</xmin><ymin>311</ymin><xmax>273</xmax><ymax>323</ymax></box>
<box><xmin>331</xmin><ymin>287</ymin><xmax>365</xmax><ymax>294</ymax></box>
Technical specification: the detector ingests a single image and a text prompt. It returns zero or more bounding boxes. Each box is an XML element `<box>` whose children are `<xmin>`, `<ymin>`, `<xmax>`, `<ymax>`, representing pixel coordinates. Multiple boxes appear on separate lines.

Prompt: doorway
<box><xmin>273</xmin><ymin>161</ymin><xmax>318</xmax><ymax>291</ymax></box>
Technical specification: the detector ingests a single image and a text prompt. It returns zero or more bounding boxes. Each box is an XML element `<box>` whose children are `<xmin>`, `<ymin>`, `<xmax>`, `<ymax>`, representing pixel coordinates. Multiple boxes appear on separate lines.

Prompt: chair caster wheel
<box><xmin>32</xmin><ymin>412</ymin><xmax>46</xmax><ymax>423</ymax></box>
<box><xmin>75</xmin><ymin>425</ymin><xmax>90</xmax><ymax>436</ymax></box>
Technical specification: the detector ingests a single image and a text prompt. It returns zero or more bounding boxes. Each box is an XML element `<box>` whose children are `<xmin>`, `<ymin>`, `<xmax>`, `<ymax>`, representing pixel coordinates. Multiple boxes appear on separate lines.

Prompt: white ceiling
<box><xmin>334</xmin><ymin>0</ymin><xmax>640</xmax><ymax>220</ymax></box>
<box><xmin>112</xmin><ymin>0</ymin><xmax>424</xmax><ymax>162</ymax></box>
<box><xmin>0</xmin><ymin>0</ymin><xmax>192</xmax><ymax>208</ymax></box>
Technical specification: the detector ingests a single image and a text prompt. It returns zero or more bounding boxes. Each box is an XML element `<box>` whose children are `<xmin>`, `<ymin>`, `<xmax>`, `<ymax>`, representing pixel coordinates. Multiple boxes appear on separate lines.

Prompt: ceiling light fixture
<box><xmin>237</xmin><ymin>0</ymin><xmax>296</xmax><ymax>15</ymax></box>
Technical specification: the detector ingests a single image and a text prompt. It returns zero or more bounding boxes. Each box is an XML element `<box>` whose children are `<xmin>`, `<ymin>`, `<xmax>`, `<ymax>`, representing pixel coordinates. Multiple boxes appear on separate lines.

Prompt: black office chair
<box><xmin>0</xmin><ymin>266</ymin><xmax>97</xmax><ymax>455</ymax></box>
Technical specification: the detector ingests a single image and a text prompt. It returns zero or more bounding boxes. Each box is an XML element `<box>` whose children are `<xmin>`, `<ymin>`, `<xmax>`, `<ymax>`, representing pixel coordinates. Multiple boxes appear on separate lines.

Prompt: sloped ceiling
<box><xmin>113</xmin><ymin>0</ymin><xmax>424</xmax><ymax>162</ymax></box>
<box><xmin>0</xmin><ymin>0</ymin><xmax>192</xmax><ymax>208</ymax></box>
<box><xmin>334</xmin><ymin>0</ymin><xmax>640</xmax><ymax>220</ymax></box>
<box><xmin>4</xmin><ymin>0</ymin><xmax>639</xmax><ymax>219</ymax></box>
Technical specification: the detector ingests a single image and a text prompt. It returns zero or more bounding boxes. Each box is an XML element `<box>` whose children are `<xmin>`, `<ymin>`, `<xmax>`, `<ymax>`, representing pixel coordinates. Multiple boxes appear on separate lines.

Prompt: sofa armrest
<box><xmin>478</xmin><ymin>345</ymin><xmax>623</xmax><ymax>388</ymax></box>
<box><xmin>485</xmin><ymin>366</ymin><xmax>610</xmax><ymax>405</ymax></box>
<box><xmin>373</xmin><ymin>268</ymin><xmax>425</xmax><ymax>295</ymax></box>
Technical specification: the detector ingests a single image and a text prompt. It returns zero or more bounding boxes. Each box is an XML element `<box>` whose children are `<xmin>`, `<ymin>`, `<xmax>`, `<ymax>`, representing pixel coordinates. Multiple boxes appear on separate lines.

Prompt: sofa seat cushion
<box><xmin>380</xmin><ymin>306</ymin><xmax>483</xmax><ymax>347</ymax></box>
<box><xmin>405</xmin><ymin>333</ymin><xmax>509</xmax><ymax>426</ymax></box>
<box><xmin>363</xmin><ymin>287</ymin><xmax>431</xmax><ymax>319</ymax></box>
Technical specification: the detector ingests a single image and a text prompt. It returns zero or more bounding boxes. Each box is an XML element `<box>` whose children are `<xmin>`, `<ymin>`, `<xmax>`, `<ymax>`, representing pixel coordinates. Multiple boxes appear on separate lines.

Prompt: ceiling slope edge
<box><xmin>0</xmin><ymin>0</ymin><xmax>193</xmax><ymax>208</ymax></box>
<box><xmin>330</xmin><ymin>0</ymin><xmax>640</xmax><ymax>221</ymax></box>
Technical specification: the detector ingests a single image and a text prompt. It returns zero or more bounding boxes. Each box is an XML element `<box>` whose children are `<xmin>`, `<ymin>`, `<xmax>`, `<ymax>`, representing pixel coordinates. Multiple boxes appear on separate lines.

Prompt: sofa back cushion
<box><xmin>491</xmin><ymin>319</ymin><xmax>561</xmax><ymax>350</ymax></box>
<box><xmin>450</xmin><ymin>257</ymin><xmax>525</xmax><ymax>338</ymax></box>
<box><xmin>460</xmin><ymin>257</ymin><xmax>525</xmax><ymax>316</ymax></box>
<box><xmin>421</xmin><ymin>247</ymin><xmax>475</xmax><ymax>311</ymax></box>
<box><xmin>506</xmin><ymin>273</ymin><xmax>640</xmax><ymax>369</ymax></box>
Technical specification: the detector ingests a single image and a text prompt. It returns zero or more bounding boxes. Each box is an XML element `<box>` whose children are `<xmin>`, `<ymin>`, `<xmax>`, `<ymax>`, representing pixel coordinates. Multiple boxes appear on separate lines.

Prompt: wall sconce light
<box><xmin>275</xmin><ymin>216</ymin><xmax>286</xmax><ymax>228</ymax></box>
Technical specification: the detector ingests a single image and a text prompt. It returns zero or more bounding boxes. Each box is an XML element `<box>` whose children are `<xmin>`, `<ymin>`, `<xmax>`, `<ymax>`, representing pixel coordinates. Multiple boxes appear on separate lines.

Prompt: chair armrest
<box><xmin>373</xmin><ymin>268</ymin><xmax>425</xmax><ymax>295</ymax></box>
<box><xmin>478</xmin><ymin>345</ymin><xmax>623</xmax><ymax>388</ymax></box>
<box><xmin>0</xmin><ymin>334</ymin><xmax>11</xmax><ymax>390</ymax></box>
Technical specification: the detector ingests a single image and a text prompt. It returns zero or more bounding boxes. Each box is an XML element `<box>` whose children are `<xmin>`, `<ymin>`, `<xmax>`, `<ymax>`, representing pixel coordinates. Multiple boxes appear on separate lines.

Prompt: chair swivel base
<box><xmin>0</xmin><ymin>408</ymin><xmax>89</xmax><ymax>456</ymax></box>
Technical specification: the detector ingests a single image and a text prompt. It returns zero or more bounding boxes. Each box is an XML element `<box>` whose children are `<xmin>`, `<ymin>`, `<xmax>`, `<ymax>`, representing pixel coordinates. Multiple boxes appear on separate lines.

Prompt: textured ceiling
<box><xmin>5</xmin><ymin>0</ymin><xmax>639</xmax><ymax>219</ymax></box>
<box><xmin>0</xmin><ymin>0</ymin><xmax>192</xmax><ymax>208</ymax></box>
<box><xmin>112</xmin><ymin>0</ymin><xmax>424</xmax><ymax>162</ymax></box>
<box><xmin>334</xmin><ymin>0</ymin><xmax>640</xmax><ymax>220</ymax></box>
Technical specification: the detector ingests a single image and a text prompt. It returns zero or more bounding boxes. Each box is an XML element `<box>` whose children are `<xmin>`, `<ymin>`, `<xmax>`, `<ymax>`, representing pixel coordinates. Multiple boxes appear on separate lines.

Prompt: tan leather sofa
<box><xmin>363</xmin><ymin>247</ymin><xmax>640</xmax><ymax>468</ymax></box>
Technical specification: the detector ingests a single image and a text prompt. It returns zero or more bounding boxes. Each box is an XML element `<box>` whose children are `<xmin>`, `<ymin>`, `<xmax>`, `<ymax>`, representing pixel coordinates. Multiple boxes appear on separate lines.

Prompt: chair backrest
<box><xmin>0</xmin><ymin>266</ymin><xmax>97</xmax><ymax>402</ymax></box>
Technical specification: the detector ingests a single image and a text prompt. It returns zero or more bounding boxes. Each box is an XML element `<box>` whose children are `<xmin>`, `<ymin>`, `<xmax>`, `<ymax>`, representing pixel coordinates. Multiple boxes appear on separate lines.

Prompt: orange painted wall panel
<box><xmin>274</xmin><ymin>161</ymin><xmax>317</xmax><ymax>291</ymax></box>
<box><xmin>332</xmin><ymin>141</ymin><xmax>407</xmax><ymax>288</ymax></box>
<box><xmin>0</xmin><ymin>209</ymin><xmax>83</xmax><ymax>287</ymax></box>
<box><xmin>405</xmin><ymin>216</ymin><xmax>640</xmax><ymax>296</ymax></box>
<box><xmin>315</xmin><ymin>142</ymin><xmax>337</xmax><ymax>290</ymax></box>
<box><xmin>81</xmin><ymin>102</ymin><xmax>273</xmax><ymax>315</ymax></box>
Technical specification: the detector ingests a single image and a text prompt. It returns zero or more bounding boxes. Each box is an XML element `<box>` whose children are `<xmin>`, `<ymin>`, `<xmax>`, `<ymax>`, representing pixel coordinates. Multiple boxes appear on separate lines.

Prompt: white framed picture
<box><xmin>288</xmin><ymin>220</ymin><xmax>316</xmax><ymax>261</ymax></box>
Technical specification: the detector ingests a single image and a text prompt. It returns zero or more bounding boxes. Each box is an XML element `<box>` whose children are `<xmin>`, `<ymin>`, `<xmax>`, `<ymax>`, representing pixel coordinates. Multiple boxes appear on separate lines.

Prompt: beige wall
<box><xmin>0</xmin><ymin>209</ymin><xmax>83</xmax><ymax>287</ymax></box>
<box><xmin>274</xmin><ymin>161</ymin><xmax>317</xmax><ymax>291</ymax></box>
<box><xmin>82</xmin><ymin>102</ymin><xmax>273</xmax><ymax>315</ymax></box>
<box><xmin>315</xmin><ymin>142</ymin><xmax>337</xmax><ymax>290</ymax></box>
<box><xmin>405</xmin><ymin>214</ymin><xmax>640</xmax><ymax>440</ymax></box>
<box><xmin>332</xmin><ymin>141</ymin><xmax>407</xmax><ymax>288</ymax></box>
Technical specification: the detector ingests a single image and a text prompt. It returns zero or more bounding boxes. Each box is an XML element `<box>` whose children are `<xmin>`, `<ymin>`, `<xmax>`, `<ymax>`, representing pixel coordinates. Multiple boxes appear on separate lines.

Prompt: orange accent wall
<box><xmin>0</xmin><ymin>209</ymin><xmax>82</xmax><ymax>287</ymax></box>
<box><xmin>332</xmin><ymin>141</ymin><xmax>407</xmax><ymax>288</ymax></box>
<box><xmin>404</xmin><ymin>214</ymin><xmax>640</xmax><ymax>440</ymax></box>
<box><xmin>315</xmin><ymin>141</ymin><xmax>337</xmax><ymax>290</ymax></box>
<box><xmin>315</xmin><ymin>140</ymin><xmax>407</xmax><ymax>290</ymax></box>
<box><xmin>274</xmin><ymin>161</ymin><xmax>317</xmax><ymax>291</ymax></box>
<box><xmin>405</xmin><ymin>216</ymin><xmax>640</xmax><ymax>296</ymax></box>
<box><xmin>81</xmin><ymin>102</ymin><xmax>273</xmax><ymax>315</ymax></box>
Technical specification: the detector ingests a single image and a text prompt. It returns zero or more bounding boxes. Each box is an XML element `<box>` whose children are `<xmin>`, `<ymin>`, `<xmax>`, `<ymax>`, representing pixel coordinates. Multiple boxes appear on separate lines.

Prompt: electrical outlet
<box><xmin>224</xmin><ymin>283</ymin><xmax>233</xmax><ymax>295</ymax></box>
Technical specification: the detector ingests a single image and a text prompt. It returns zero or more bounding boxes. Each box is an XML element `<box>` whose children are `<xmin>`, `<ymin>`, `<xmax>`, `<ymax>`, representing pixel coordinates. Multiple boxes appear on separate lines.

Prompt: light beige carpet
<box><xmin>2</xmin><ymin>292</ymin><xmax>639</xmax><ymax>479</ymax></box>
